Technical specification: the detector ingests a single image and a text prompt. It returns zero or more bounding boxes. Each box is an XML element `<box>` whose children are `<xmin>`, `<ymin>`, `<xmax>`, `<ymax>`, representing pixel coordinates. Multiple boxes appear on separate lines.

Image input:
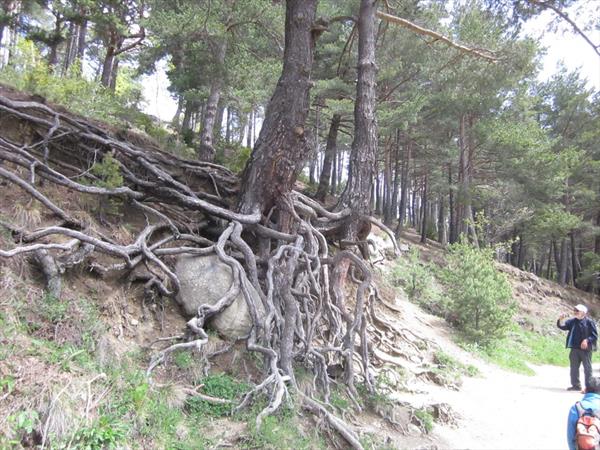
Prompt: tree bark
<box><xmin>337</xmin><ymin>0</ymin><xmax>378</xmax><ymax>242</ymax></box>
<box><xmin>100</xmin><ymin>43</ymin><xmax>116</xmax><ymax>87</ymax></box>
<box><xmin>316</xmin><ymin>113</ymin><xmax>341</xmax><ymax>201</ymax></box>
<box><xmin>198</xmin><ymin>40</ymin><xmax>227</xmax><ymax>162</ymax></box>
<box><xmin>448</xmin><ymin>164</ymin><xmax>457</xmax><ymax>243</ymax></box>
<box><xmin>517</xmin><ymin>235</ymin><xmax>525</xmax><ymax>269</ymax></box>
<box><xmin>181</xmin><ymin>100</ymin><xmax>194</xmax><ymax>133</ymax></box>
<box><xmin>390</xmin><ymin>130</ymin><xmax>401</xmax><ymax>226</ymax></box>
<box><xmin>383</xmin><ymin>139</ymin><xmax>393</xmax><ymax>225</ymax></box>
<box><xmin>76</xmin><ymin>19</ymin><xmax>87</xmax><ymax>59</ymax></box>
<box><xmin>438</xmin><ymin>196</ymin><xmax>447</xmax><ymax>245</ymax></box>
<box><xmin>330</xmin><ymin>143</ymin><xmax>337</xmax><ymax>195</ymax></box>
<box><xmin>595</xmin><ymin>211</ymin><xmax>600</xmax><ymax>255</ymax></box>
<box><xmin>375</xmin><ymin>174</ymin><xmax>382</xmax><ymax>215</ymax></box>
<box><xmin>559</xmin><ymin>238</ymin><xmax>568</xmax><ymax>286</ymax></box>
<box><xmin>109</xmin><ymin>57</ymin><xmax>119</xmax><ymax>90</ymax></box>
<box><xmin>396</xmin><ymin>138</ymin><xmax>411</xmax><ymax>236</ymax></box>
<box><xmin>309</xmin><ymin>104</ymin><xmax>320</xmax><ymax>185</ymax></box>
<box><xmin>546</xmin><ymin>242</ymin><xmax>553</xmax><ymax>279</ymax></box>
<box><xmin>420</xmin><ymin>175</ymin><xmax>428</xmax><ymax>243</ymax></box>
<box><xmin>62</xmin><ymin>21</ymin><xmax>76</xmax><ymax>74</ymax></box>
<box><xmin>570</xmin><ymin>232</ymin><xmax>581</xmax><ymax>284</ymax></box>
<box><xmin>238</xmin><ymin>0</ymin><xmax>318</xmax><ymax>215</ymax></box>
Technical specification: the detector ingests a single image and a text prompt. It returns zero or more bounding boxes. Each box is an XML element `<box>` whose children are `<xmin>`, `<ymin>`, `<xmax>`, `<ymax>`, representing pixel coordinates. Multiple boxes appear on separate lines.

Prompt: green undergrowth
<box><xmin>0</xmin><ymin>265</ymin><xmax>328</xmax><ymax>449</ymax></box>
<box><xmin>433</xmin><ymin>350</ymin><xmax>480</xmax><ymax>378</ymax></box>
<box><xmin>0</xmin><ymin>38</ymin><xmax>194</xmax><ymax>157</ymax></box>
<box><xmin>390</xmin><ymin>242</ymin><xmax>569</xmax><ymax>375</ymax></box>
<box><xmin>461</xmin><ymin>327</ymin><xmax>568</xmax><ymax>375</ymax></box>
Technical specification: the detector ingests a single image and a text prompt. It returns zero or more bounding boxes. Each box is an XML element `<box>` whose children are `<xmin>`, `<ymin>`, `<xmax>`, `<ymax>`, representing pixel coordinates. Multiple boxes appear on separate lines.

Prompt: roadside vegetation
<box><xmin>390</xmin><ymin>243</ymin><xmax>568</xmax><ymax>375</ymax></box>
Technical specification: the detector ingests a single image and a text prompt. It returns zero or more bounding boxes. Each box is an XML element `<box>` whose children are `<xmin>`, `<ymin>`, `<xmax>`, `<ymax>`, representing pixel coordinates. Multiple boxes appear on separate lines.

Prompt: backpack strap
<box><xmin>575</xmin><ymin>401</ymin><xmax>600</xmax><ymax>420</ymax></box>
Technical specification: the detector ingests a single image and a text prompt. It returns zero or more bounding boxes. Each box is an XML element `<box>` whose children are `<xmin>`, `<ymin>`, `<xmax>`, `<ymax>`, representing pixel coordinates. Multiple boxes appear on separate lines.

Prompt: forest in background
<box><xmin>2</xmin><ymin>0</ymin><xmax>596</xmax><ymax>292</ymax></box>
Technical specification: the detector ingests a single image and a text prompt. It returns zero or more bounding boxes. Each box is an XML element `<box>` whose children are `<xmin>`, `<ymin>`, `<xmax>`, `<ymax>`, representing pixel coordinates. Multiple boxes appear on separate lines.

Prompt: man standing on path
<box><xmin>558</xmin><ymin>304</ymin><xmax>598</xmax><ymax>391</ymax></box>
<box><xmin>567</xmin><ymin>376</ymin><xmax>600</xmax><ymax>450</ymax></box>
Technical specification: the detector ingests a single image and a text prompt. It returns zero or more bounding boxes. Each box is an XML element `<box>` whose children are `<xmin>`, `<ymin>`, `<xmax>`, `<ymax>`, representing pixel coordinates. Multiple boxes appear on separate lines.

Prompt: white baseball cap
<box><xmin>575</xmin><ymin>304</ymin><xmax>588</xmax><ymax>313</ymax></box>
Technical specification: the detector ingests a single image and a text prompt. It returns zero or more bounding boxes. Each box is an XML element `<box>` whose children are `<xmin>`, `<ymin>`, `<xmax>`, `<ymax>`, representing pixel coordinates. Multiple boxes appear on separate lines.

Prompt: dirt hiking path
<box><xmin>432</xmin><ymin>361</ymin><xmax>597</xmax><ymax>449</ymax></box>
<box><xmin>392</xmin><ymin>297</ymin><xmax>597</xmax><ymax>450</ymax></box>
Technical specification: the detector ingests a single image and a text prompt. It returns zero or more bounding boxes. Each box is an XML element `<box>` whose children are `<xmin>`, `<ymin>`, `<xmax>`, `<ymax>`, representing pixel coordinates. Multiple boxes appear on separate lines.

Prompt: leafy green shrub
<box><xmin>439</xmin><ymin>242</ymin><xmax>516</xmax><ymax>347</ymax></box>
<box><xmin>433</xmin><ymin>350</ymin><xmax>479</xmax><ymax>377</ymax></box>
<box><xmin>186</xmin><ymin>373</ymin><xmax>249</xmax><ymax>417</ymax></box>
<box><xmin>390</xmin><ymin>249</ymin><xmax>444</xmax><ymax>314</ymax></box>
<box><xmin>40</xmin><ymin>293</ymin><xmax>69</xmax><ymax>323</ymax></box>
<box><xmin>71</xmin><ymin>416</ymin><xmax>127</xmax><ymax>450</ymax></box>
<box><xmin>215</xmin><ymin>142</ymin><xmax>251</xmax><ymax>173</ymax></box>
<box><xmin>89</xmin><ymin>153</ymin><xmax>124</xmax><ymax>215</ymax></box>
<box><xmin>413</xmin><ymin>408</ymin><xmax>434</xmax><ymax>433</ymax></box>
<box><xmin>173</xmin><ymin>350</ymin><xmax>194</xmax><ymax>369</ymax></box>
<box><xmin>10</xmin><ymin>410</ymin><xmax>39</xmax><ymax>434</ymax></box>
<box><xmin>245</xmin><ymin>409</ymin><xmax>325</xmax><ymax>450</ymax></box>
<box><xmin>0</xmin><ymin>40</ymin><xmax>142</xmax><ymax>125</ymax></box>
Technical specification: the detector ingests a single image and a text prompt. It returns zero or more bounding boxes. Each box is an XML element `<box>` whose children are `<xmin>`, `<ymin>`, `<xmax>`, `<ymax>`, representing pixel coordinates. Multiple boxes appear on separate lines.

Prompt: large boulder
<box><xmin>175</xmin><ymin>254</ymin><xmax>261</xmax><ymax>340</ymax></box>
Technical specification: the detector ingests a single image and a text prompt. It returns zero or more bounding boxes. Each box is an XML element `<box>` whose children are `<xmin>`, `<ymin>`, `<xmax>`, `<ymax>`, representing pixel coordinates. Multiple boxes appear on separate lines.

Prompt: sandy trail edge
<box><xmin>393</xmin><ymin>298</ymin><xmax>597</xmax><ymax>450</ymax></box>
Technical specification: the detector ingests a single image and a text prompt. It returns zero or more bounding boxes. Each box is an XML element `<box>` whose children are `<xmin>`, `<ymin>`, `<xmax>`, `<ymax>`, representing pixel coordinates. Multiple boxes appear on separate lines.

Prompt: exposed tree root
<box><xmin>0</xmin><ymin>94</ymin><xmax>426</xmax><ymax>449</ymax></box>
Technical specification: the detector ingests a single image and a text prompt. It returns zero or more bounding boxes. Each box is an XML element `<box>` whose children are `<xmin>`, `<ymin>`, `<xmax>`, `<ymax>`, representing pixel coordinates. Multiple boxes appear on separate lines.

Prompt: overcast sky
<box><xmin>522</xmin><ymin>8</ymin><xmax>599</xmax><ymax>91</ymax></box>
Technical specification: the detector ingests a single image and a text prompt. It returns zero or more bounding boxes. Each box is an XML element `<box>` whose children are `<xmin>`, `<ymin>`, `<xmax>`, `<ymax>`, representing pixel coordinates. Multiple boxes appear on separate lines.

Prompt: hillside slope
<box><xmin>1</xmin><ymin>87</ymin><xmax>599</xmax><ymax>449</ymax></box>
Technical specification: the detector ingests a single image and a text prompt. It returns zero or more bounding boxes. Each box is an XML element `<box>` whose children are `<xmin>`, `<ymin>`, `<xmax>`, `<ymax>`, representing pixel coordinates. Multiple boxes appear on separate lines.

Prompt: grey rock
<box><xmin>175</xmin><ymin>254</ymin><xmax>262</xmax><ymax>340</ymax></box>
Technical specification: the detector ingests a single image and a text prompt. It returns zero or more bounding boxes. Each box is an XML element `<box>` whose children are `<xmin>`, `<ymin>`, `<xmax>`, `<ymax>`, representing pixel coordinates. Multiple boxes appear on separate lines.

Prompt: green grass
<box><xmin>413</xmin><ymin>408</ymin><xmax>434</xmax><ymax>433</ymax></box>
<box><xmin>433</xmin><ymin>350</ymin><xmax>480</xmax><ymax>377</ymax></box>
<box><xmin>460</xmin><ymin>327</ymin><xmax>568</xmax><ymax>375</ymax></box>
<box><xmin>187</xmin><ymin>373</ymin><xmax>250</xmax><ymax>418</ymax></box>
<box><xmin>244</xmin><ymin>409</ymin><xmax>327</xmax><ymax>450</ymax></box>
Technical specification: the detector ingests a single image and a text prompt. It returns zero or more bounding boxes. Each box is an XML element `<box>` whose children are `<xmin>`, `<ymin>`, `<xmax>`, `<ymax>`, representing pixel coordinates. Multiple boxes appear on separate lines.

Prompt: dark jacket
<box><xmin>557</xmin><ymin>316</ymin><xmax>598</xmax><ymax>351</ymax></box>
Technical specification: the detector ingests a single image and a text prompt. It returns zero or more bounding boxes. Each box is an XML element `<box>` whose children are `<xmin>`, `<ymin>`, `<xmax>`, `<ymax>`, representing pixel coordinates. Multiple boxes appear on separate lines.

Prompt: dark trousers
<box><xmin>570</xmin><ymin>348</ymin><xmax>593</xmax><ymax>388</ymax></box>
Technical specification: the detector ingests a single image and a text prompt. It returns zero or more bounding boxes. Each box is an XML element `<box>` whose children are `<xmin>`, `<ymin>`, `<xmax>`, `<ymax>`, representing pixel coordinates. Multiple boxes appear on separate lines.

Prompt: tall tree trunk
<box><xmin>100</xmin><ymin>44</ymin><xmax>116</xmax><ymax>87</ymax></box>
<box><xmin>546</xmin><ymin>242</ymin><xmax>553</xmax><ymax>279</ymax></box>
<box><xmin>570</xmin><ymin>232</ymin><xmax>581</xmax><ymax>284</ymax></box>
<box><xmin>383</xmin><ymin>139</ymin><xmax>393</xmax><ymax>225</ymax></box>
<box><xmin>62</xmin><ymin>21</ymin><xmax>76</xmax><ymax>74</ymax></box>
<box><xmin>595</xmin><ymin>211</ymin><xmax>600</xmax><ymax>255</ymax></box>
<box><xmin>517</xmin><ymin>235</ymin><xmax>525</xmax><ymax>269</ymax></box>
<box><xmin>172</xmin><ymin>96</ymin><xmax>184</xmax><ymax>129</ymax></box>
<box><xmin>109</xmin><ymin>57</ymin><xmax>119</xmax><ymax>90</ymax></box>
<box><xmin>316</xmin><ymin>113</ymin><xmax>340</xmax><ymax>201</ymax></box>
<box><xmin>448</xmin><ymin>164</ymin><xmax>456</xmax><ymax>243</ymax></box>
<box><xmin>337</xmin><ymin>149</ymin><xmax>344</xmax><ymax>191</ymax></box>
<box><xmin>238</xmin><ymin>0</ymin><xmax>318</xmax><ymax>215</ymax></box>
<box><xmin>420</xmin><ymin>175</ymin><xmax>428</xmax><ymax>243</ymax></box>
<box><xmin>411</xmin><ymin>186</ymin><xmax>417</xmax><ymax>228</ymax></box>
<box><xmin>390</xmin><ymin>130</ymin><xmax>401</xmax><ymax>225</ymax></box>
<box><xmin>246</xmin><ymin>109</ymin><xmax>253</xmax><ymax>148</ymax></box>
<box><xmin>76</xmin><ymin>19</ymin><xmax>87</xmax><ymax>59</ymax></box>
<box><xmin>182</xmin><ymin>100</ymin><xmax>195</xmax><ymax>132</ymax></box>
<box><xmin>225</xmin><ymin>107</ymin><xmax>231</xmax><ymax>143</ymax></box>
<box><xmin>438</xmin><ymin>195</ymin><xmax>447</xmax><ymax>245</ymax></box>
<box><xmin>198</xmin><ymin>40</ymin><xmax>227</xmax><ymax>162</ymax></box>
<box><xmin>375</xmin><ymin>174</ymin><xmax>382</xmax><ymax>215</ymax></box>
<box><xmin>336</xmin><ymin>0</ymin><xmax>377</xmax><ymax>392</ymax></box>
<box><xmin>198</xmin><ymin>38</ymin><xmax>227</xmax><ymax>162</ymax></box>
<box><xmin>330</xmin><ymin>144</ymin><xmax>337</xmax><ymax>195</ymax></box>
<box><xmin>214</xmin><ymin>99</ymin><xmax>225</xmax><ymax>143</ymax></box>
<box><xmin>559</xmin><ymin>238</ymin><xmax>568</xmax><ymax>286</ymax></box>
<box><xmin>395</xmin><ymin>138</ymin><xmax>411</xmax><ymax>236</ymax></box>
<box><xmin>309</xmin><ymin>104</ymin><xmax>320</xmax><ymax>185</ymax></box>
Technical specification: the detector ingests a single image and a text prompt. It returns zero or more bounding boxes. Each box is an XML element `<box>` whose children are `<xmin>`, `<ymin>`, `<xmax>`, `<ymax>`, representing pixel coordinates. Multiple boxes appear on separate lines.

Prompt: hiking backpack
<box><xmin>575</xmin><ymin>402</ymin><xmax>600</xmax><ymax>450</ymax></box>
